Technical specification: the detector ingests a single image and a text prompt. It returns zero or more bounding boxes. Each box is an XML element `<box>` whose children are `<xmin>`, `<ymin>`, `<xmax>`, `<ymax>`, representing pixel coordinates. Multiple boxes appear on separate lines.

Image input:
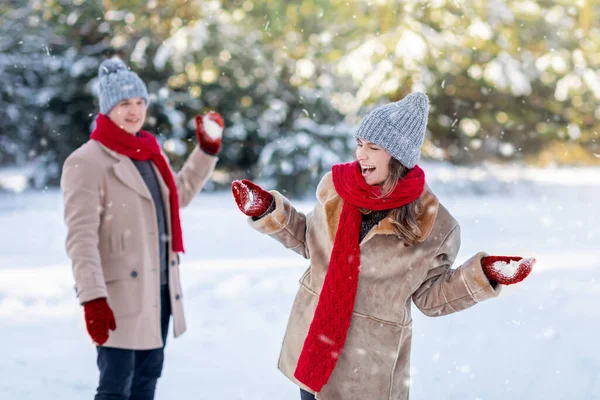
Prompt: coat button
<box><xmin>171</xmin><ymin>260</ymin><xmax>176</xmax><ymax>267</ymax></box>
<box><xmin>130</xmin><ymin>271</ymin><xmax>138</xmax><ymax>278</ymax></box>
<box><xmin>175</xmin><ymin>294</ymin><xmax>181</xmax><ymax>300</ymax></box>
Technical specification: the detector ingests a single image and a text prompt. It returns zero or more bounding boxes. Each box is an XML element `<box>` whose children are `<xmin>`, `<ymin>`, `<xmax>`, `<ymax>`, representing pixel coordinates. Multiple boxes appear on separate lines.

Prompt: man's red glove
<box><xmin>83</xmin><ymin>298</ymin><xmax>116</xmax><ymax>346</ymax></box>
<box><xmin>195</xmin><ymin>111</ymin><xmax>224</xmax><ymax>155</ymax></box>
<box><xmin>231</xmin><ymin>179</ymin><xmax>274</xmax><ymax>217</ymax></box>
<box><xmin>481</xmin><ymin>256</ymin><xmax>536</xmax><ymax>285</ymax></box>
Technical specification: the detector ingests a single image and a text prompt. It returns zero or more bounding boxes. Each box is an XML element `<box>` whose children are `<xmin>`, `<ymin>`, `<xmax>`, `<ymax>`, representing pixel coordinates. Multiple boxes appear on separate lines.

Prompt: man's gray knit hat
<box><xmin>97</xmin><ymin>58</ymin><xmax>149</xmax><ymax>115</ymax></box>
<box><xmin>355</xmin><ymin>92</ymin><xmax>430</xmax><ymax>168</ymax></box>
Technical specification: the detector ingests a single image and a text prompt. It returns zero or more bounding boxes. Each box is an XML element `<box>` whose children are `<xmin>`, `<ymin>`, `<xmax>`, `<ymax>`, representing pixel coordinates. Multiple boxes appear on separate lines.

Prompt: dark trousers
<box><xmin>95</xmin><ymin>286</ymin><xmax>171</xmax><ymax>400</ymax></box>
<box><xmin>300</xmin><ymin>388</ymin><xmax>316</xmax><ymax>400</ymax></box>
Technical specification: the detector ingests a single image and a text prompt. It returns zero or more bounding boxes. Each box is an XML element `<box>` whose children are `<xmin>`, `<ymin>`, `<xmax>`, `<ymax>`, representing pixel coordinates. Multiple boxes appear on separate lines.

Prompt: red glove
<box><xmin>195</xmin><ymin>111</ymin><xmax>224</xmax><ymax>155</ymax></box>
<box><xmin>231</xmin><ymin>179</ymin><xmax>274</xmax><ymax>217</ymax></box>
<box><xmin>481</xmin><ymin>256</ymin><xmax>536</xmax><ymax>285</ymax></box>
<box><xmin>83</xmin><ymin>298</ymin><xmax>116</xmax><ymax>346</ymax></box>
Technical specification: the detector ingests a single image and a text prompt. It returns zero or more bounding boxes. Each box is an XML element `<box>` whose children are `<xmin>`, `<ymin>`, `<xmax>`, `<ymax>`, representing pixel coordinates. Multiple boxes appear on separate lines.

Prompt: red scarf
<box><xmin>91</xmin><ymin>113</ymin><xmax>185</xmax><ymax>253</ymax></box>
<box><xmin>294</xmin><ymin>161</ymin><xmax>425</xmax><ymax>391</ymax></box>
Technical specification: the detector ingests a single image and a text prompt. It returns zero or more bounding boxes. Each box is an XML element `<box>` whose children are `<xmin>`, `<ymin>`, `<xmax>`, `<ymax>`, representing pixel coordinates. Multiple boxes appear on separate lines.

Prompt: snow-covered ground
<box><xmin>0</xmin><ymin>163</ymin><xmax>599</xmax><ymax>399</ymax></box>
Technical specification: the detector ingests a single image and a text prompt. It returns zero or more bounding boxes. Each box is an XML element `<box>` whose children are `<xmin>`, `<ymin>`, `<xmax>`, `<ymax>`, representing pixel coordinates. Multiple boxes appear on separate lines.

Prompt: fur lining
<box><xmin>315</xmin><ymin>172</ymin><xmax>439</xmax><ymax>244</ymax></box>
<box><xmin>247</xmin><ymin>190</ymin><xmax>293</xmax><ymax>234</ymax></box>
<box><xmin>316</xmin><ymin>172</ymin><xmax>337</xmax><ymax>204</ymax></box>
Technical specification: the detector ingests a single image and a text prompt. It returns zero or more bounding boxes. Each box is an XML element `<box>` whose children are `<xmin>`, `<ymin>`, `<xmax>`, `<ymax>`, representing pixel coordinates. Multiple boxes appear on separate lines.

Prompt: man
<box><xmin>61</xmin><ymin>58</ymin><xmax>224</xmax><ymax>400</ymax></box>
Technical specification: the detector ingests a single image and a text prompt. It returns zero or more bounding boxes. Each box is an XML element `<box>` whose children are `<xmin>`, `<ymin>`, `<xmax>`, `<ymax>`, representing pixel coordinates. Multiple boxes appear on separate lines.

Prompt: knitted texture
<box><xmin>355</xmin><ymin>92</ymin><xmax>429</xmax><ymax>168</ymax></box>
<box><xmin>91</xmin><ymin>113</ymin><xmax>185</xmax><ymax>253</ymax></box>
<box><xmin>294</xmin><ymin>161</ymin><xmax>425</xmax><ymax>392</ymax></box>
<box><xmin>359</xmin><ymin>209</ymin><xmax>390</xmax><ymax>242</ymax></box>
<box><xmin>97</xmin><ymin>58</ymin><xmax>149</xmax><ymax>115</ymax></box>
<box><xmin>83</xmin><ymin>298</ymin><xmax>116</xmax><ymax>345</ymax></box>
<box><xmin>231</xmin><ymin>179</ymin><xmax>274</xmax><ymax>217</ymax></box>
<box><xmin>195</xmin><ymin>112</ymin><xmax>224</xmax><ymax>155</ymax></box>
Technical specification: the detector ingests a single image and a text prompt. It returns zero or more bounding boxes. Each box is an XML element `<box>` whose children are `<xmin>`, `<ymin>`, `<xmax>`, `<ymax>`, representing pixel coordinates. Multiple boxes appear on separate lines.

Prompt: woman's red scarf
<box><xmin>90</xmin><ymin>113</ymin><xmax>185</xmax><ymax>253</ymax></box>
<box><xmin>294</xmin><ymin>161</ymin><xmax>425</xmax><ymax>391</ymax></box>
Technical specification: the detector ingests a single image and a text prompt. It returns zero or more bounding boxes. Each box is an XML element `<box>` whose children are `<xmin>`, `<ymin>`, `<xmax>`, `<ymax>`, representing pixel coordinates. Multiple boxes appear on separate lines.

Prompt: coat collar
<box><xmin>316</xmin><ymin>172</ymin><xmax>439</xmax><ymax>245</ymax></box>
<box><xmin>94</xmin><ymin>140</ymin><xmax>152</xmax><ymax>200</ymax></box>
<box><xmin>95</xmin><ymin>139</ymin><xmax>123</xmax><ymax>161</ymax></box>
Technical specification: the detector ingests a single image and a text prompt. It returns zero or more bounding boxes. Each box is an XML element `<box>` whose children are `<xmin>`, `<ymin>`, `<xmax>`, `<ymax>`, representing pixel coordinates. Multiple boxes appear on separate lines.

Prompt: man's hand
<box><xmin>195</xmin><ymin>112</ymin><xmax>224</xmax><ymax>155</ymax></box>
<box><xmin>83</xmin><ymin>298</ymin><xmax>117</xmax><ymax>346</ymax></box>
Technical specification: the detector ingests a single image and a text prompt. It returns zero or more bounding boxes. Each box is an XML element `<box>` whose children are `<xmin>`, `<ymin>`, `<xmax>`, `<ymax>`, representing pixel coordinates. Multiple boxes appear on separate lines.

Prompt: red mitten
<box><xmin>83</xmin><ymin>298</ymin><xmax>117</xmax><ymax>346</ymax></box>
<box><xmin>481</xmin><ymin>256</ymin><xmax>536</xmax><ymax>285</ymax></box>
<box><xmin>231</xmin><ymin>179</ymin><xmax>274</xmax><ymax>217</ymax></box>
<box><xmin>195</xmin><ymin>111</ymin><xmax>224</xmax><ymax>155</ymax></box>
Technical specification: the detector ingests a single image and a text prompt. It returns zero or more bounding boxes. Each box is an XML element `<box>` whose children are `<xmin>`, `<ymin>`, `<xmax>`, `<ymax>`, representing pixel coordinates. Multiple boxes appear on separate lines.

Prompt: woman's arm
<box><xmin>248</xmin><ymin>190</ymin><xmax>311</xmax><ymax>259</ymax></box>
<box><xmin>232</xmin><ymin>180</ymin><xmax>311</xmax><ymax>259</ymax></box>
<box><xmin>412</xmin><ymin>225</ymin><xmax>500</xmax><ymax>317</ymax></box>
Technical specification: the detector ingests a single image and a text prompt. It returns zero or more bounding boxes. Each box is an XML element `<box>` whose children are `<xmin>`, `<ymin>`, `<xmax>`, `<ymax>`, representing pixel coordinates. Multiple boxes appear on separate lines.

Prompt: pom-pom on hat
<box><xmin>97</xmin><ymin>58</ymin><xmax>149</xmax><ymax>115</ymax></box>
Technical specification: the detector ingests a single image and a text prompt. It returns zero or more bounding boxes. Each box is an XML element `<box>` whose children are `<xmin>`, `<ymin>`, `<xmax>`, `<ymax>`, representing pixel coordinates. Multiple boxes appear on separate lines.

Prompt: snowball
<box><xmin>203</xmin><ymin>115</ymin><xmax>223</xmax><ymax>140</ymax></box>
<box><xmin>492</xmin><ymin>258</ymin><xmax>532</xmax><ymax>278</ymax></box>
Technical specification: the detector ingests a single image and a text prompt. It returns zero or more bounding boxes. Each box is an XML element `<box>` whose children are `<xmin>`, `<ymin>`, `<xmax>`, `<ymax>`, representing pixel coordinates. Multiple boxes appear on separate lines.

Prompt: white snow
<box><xmin>467</xmin><ymin>20</ymin><xmax>493</xmax><ymax>41</ymax></box>
<box><xmin>163</xmin><ymin>138</ymin><xmax>188</xmax><ymax>156</ymax></box>
<box><xmin>583</xmin><ymin>69</ymin><xmax>600</xmax><ymax>100</ymax></box>
<box><xmin>296</xmin><ymin>59</ymin><xmax>316</xmax><ymax>79</ymax></box>
<box><xmin>244</xmin><ymin>186</ymin><xmax>255</xmax><ymax>212</ymax></box>
<box><xmin>154</xmin><ymin>22</ymin><xmax>209</xmax><ymax>71</ymax></box>
<box><xmin>0</xmin><ymin>163</ymin><xmax>36</xmax><ymax>192</ymax></box>
<box><xmin>555</xmin><ymin>73</ymin><xmax>582</xmax><ymax>102</ymax></box>
<box><xmin>491</xmin><ymin>258</ymin><xmax>532</xmax><ymax>278</ymax></box>
<box><xmin>484</xmin><ymin>52</ymin><xmax>532</xmax><ymax>96</ymax></box>
<box><xmin>395</xmin><ymin>30</ymin><xmax>427</xmax><ymax>62</ymax></box>
<box><xmin>203</xmin><ymin>115</ymin><xmax>224</xmax><ymax>140</ymax></box>
<box><xmin>0</xmin><ymin>163</ymin><xmax>599</xmax><ymax>399</ymax></box>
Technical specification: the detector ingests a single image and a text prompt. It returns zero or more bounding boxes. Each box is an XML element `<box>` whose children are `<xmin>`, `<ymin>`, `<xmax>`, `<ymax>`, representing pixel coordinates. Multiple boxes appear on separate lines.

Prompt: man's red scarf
<box><xmin>90</xmin><ymin>113</ymin><xmax>185</xmax><ymax>253</ymax></box>
<box><xmin>294</xmin><ymin>161</ymin><xmax>425</xmax><ymax>391</ymax></box>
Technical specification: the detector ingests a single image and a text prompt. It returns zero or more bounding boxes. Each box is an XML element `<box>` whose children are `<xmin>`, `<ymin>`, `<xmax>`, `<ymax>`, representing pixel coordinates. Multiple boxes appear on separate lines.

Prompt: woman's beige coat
<box><xmin>249</xmin><ymin>172</ymin><xmax>500</xmax><ymax>400</ymax></box>
<box><xmin>61</xmin><ymin>140</ymin><xmax>217</xmax><ymax>350</ymax></box>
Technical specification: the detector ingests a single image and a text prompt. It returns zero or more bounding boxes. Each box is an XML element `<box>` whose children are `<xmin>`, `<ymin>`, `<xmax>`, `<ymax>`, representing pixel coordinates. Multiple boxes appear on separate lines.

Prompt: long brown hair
<box><xmin>361</xmin><ymin>158</ymin><xmax>424</xmax><ymax>245</ymax></box>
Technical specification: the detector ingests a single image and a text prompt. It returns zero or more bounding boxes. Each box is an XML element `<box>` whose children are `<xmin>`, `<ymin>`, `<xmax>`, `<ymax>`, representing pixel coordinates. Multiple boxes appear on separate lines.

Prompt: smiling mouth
<box><xmin>125</xmin><ymin>119</ymin><xmax>140</xmax><ymax>124</ymax></box>
<box><xmin>361</xmin><ymin>166</ymin><xmax>376</xmax><ymax>176</ymax></box>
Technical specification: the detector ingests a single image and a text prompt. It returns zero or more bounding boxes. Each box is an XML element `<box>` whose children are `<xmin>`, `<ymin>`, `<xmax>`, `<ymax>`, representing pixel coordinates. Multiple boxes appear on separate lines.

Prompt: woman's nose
<box><xmin>356</xmin><ymin>147</ymin><xmax>367</xmax><ymax>160</ymax></box>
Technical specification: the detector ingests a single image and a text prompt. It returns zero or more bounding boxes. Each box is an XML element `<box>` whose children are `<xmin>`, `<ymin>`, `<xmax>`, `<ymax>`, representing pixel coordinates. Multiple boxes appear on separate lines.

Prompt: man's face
<box><xmin>107</xmin><ymin>97</ymin><xmax>147</xmax><ymax>134</ymax></box>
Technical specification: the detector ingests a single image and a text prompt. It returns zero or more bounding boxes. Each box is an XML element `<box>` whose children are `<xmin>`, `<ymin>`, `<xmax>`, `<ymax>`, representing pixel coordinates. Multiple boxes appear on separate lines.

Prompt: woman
<box><xmin>231</xmin><ymin>92</ymin><xmax>534</xmax><ymax>400</ymax></box>
<box><xmin>61</xmin><ymin>58</ymin><xmax>224</xmax><ymax>400</ymax></box>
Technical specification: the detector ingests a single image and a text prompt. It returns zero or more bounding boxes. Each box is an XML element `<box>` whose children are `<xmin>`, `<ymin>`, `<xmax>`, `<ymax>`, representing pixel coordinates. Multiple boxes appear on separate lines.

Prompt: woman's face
<box><xmin>107</xmin><ymin>97</ymin><xmax>147</xmax><ymax>134</ymax></box>
<box><xmin>355</xmin><ymin>138</ymin><xmax>392</xmax><ymax>186</ymax></box>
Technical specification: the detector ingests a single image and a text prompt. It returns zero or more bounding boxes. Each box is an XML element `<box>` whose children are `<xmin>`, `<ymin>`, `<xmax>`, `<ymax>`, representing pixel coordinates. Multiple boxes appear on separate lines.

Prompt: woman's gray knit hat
<box><xmin>355</xmin><ymin>92</ymin><xmax>430</xmax><ymax>168</ymax></box>
<box><xmin>97</xmin><ymin>58</ymin><xmax>149</xmax><ymax>115</ymax></box>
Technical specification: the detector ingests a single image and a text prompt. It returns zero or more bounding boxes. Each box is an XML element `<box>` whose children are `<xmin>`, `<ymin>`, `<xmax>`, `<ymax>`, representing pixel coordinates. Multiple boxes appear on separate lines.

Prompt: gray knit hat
<box><xmin>97</xmin><ymin>58</ymin><xmax>149</xmax><ymax>115</ymax></box>
<box><xmin>355</xmin><ymin>92</ymin><xmax>429</xmax><ymax>168</ymax></box>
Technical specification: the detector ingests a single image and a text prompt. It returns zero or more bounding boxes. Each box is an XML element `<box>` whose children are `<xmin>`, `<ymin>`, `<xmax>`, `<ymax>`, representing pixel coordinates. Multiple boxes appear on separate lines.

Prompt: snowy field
<box><xmin>0</xmin><ymin>162</ymin><xmax>599</xmax><ymax>399</ymax></box>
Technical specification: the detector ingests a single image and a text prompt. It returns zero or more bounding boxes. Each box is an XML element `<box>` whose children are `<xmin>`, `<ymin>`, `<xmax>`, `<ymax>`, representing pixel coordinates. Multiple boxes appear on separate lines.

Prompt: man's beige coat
<box><xmin>61</xmin><ymin>140</ymin><xmax>216</xmax><ymax>349</ymax></box>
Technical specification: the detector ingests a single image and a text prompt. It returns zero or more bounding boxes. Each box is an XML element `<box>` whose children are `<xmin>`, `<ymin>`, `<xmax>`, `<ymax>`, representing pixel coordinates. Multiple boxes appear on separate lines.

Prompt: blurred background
<box><xmin>1</xmin><ymin>0</ymin><xmax>599</xmax><ymax>196</ymax></box>
<box><xmin>1</xmin><ymin>2</ymin><xmax>600</xmax><ymax>399</ymax></box>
